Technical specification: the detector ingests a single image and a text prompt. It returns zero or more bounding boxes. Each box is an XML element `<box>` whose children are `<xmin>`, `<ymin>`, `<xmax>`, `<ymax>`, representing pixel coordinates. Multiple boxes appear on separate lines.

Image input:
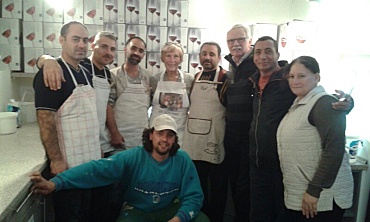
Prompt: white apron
<box><xmin>91</xmin><ymin>65</ymin><xmax>113</xmax><ymax>153</ymax></box>
<box><xmin>182</xmin><ymin>67</ymin><xmax>226</xmax><ymax>164</ymax></box>
<box><xmin>114</xmin><ymin>68</ymin><xmax>151</xmax><ymax>149</ymax></box>
<box><xmin>56</xmin><ymin>58</ymin><xmax>101</xmax><ymax>168</ymax></box>
<box><xmin>150</xmin><ymin>70</ymin><xmax>189</xmax><ymax>146</ymax></box>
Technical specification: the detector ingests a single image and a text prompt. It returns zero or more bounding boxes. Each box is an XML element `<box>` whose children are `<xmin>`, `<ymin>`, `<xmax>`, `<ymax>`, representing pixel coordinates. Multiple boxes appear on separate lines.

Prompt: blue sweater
<box><xmin>51</xmin><ymin>146</ymin><xmax>203</xmax><ymax>222</ymax></box>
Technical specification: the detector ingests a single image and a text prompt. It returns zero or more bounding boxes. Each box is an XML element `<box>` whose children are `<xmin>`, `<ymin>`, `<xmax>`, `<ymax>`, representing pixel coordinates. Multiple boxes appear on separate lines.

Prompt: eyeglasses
<box><xmin>227</xmin><ymin>37</ymin><xmax>247</xmax><ymax>45</ymax></box>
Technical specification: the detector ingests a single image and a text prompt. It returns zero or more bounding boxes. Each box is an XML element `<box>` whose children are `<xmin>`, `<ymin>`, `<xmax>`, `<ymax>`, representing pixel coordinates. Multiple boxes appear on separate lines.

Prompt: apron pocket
<box><xmin>187</xmin><ymin>118</ymin><xmax>211</xmax><ymax>135</ymax></box>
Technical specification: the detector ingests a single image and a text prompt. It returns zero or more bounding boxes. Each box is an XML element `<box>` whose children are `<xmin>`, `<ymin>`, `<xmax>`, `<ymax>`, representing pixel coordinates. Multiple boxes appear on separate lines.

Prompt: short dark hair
<box><xmin>254</xmin><ymin>36</ymin><xmax>279</xmax><ymax>53</ymax></box>
<box><xmin>60</xmin><ymin>21</ymin><xmax>87</xmax><ymax>37</ymax></box>
<box><xmin>288</xmin><ymin>56</ymin><xmax>320</xmax><ymax>74</ymax></box>
<box><xmin>142</xmin><ymin>128</ymin><xmax>180</xmax><ymax>156</ymax></box>
<box><xmin>125</xmin><ymin>36</ymin><xmax>147</xmax><ymax>49</ymax></box>
<box><xmin>200</xmin><ymin>41</ymin><xmax>221</xmax><ymax>56</ymax></box>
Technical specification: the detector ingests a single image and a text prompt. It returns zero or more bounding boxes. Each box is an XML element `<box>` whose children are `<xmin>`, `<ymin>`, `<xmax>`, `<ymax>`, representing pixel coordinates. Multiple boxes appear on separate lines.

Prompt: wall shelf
<box><xmin>11</xmin><ymin>72</ymin><xmax>36</xmax><ymax>78</ymax></box>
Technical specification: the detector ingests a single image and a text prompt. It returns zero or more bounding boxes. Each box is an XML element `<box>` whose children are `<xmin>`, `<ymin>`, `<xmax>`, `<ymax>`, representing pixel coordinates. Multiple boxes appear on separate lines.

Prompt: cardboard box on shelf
<box><xmin>124</xmin><ymin>0</ymin><xmax>146</xmax><ymax>25</ymax></box>
<box><xmin>43</xmin><ymin>1</ymin><xmax>63</xmax><ymax>23</ymax></box>
<box><xmin>104</xmin><ymin>23</ymin><xmax>126</xmax><ymax>50</ymax></box>
<box><xmin>23</xmin><ymin>21</ymin><xmax>43</xmax><ymax>48</ymax></box>
<box><xmin>116</xmin><ymin>0</ymin><xmax>125</xmax><ymax>23</ymax></box>
<box><xmin>43</xmin><ymin>23</ymin><xmax>62</xmax><ymax>49</ymax></box>
<box><xmin>0</xmin><ymin>18</ymin><xmax>21</xmax><ymax>45</ymax></box>
<box><xmin>167</xmin><ymin>27</ymin><xmax>187</xmax><ymax>53</ymax></box>
<box><xmin>1</xmin><ymin>0</ymin><xmax>22</xmax><ymax>19</ymax></box>
<box><xmin>146</xmin><ymin>0</ymin><xmax>168</xmax><ymax>27</ymax></box>
<box><xmin>103</xmin><ymin>0</ymin><xmax>118</xmax><ymax>23</ymax></box>
<box><xmin>0</xmin><ymin>45</ymin><xmax>22</xmax><ymax>71</ymax></box>
<box><xmin>187</xmin><ymin>27</ymin><xmax>206</xmax><ymax>54</ymax></box>
<box><xmin>188</xmin><ymin>53</ymin><xmax>202</xmax><ymax>75</ymax></box>
<box><xmin>64</xmin><ymin>2</ymin><xmax>84</xmax><ymax>23</ymax></box>
<box><xmin>24</xmin><ymin>48</ymin><xmax>44</xmax><ymax>73</ymax></box>
<box><xmin>167</xmin><ymin>0</ymin><xmax>188</xmax><ymax>27</ymax></box>
<box><xmin>146</xmin><ymin>26</ymin><xmax>164</xmax><ymax>53</ymax></box>
<box><xmin>125</xmin><ymin>24</ymin><xmax>147</xmax><ymax>42</ymax></box>
<box><xmin>84</xmin><ymin>0</ymin><xmax>104</xmax><ymax>25</ymax></box>
<box><xmin>23</xmin><ymin>0</ymin><xmax>43</xmax><ymax>22</ymax></box>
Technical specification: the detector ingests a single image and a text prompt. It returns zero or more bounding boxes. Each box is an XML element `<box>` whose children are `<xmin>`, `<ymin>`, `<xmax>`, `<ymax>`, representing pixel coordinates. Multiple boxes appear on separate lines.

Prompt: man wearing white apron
<box><xmin>34</xmin><ymin>21</ymin><xmax>101</xmax><ymax>222</ymax></box>
<box><xmin>182</xmin><ymin>42</ymin><xmax>229</xmax><ymax>222</ymax></box>
<box><xmin>106</xmin><ymin>36</ymin><xmax>152</xmax><ymax>150</ymax></box>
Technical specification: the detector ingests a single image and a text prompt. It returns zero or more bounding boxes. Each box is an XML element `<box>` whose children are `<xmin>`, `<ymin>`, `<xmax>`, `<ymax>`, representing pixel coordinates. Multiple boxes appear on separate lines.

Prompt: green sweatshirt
<box><xmin>51</xmin><ymin>146</ymin><xmax>204</xmax><ymax>222</ymax></box>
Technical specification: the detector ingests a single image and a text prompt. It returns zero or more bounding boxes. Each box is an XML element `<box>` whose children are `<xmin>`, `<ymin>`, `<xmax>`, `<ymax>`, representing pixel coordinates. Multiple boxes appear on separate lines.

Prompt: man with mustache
<box><xmin>35</xmin><ymin>30</ymin><xmax>118</xmax><ymax>221</ymax></box>
<box><xmin>182</xmin><ymin>42</ymin><xmax>228</xmax><ymax>222</ymax></box>
<box><xmin>33</xmin><ymin>21</ymin><xmax>103</xmax><ymax>222</ymax></box>
<box><xmin>223</xmin><ymin>24</ymin><xmax>257</xmax><ymax>222</ymax></box>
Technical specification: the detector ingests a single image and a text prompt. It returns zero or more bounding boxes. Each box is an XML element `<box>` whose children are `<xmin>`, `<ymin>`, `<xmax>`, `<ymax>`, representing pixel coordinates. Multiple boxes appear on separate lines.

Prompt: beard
<box><xmin>127</xmin><ymin>55</ymin><xmax>141</xmax><ymax>65</ymax></box>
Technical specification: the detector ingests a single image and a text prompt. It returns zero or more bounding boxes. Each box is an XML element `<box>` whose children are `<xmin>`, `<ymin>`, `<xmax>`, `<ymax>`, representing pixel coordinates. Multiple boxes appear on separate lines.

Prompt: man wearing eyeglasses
<box><xmin>223</xmin><ymin>24</ymin><xmax>258</xmax><ymax>222</ymax></box>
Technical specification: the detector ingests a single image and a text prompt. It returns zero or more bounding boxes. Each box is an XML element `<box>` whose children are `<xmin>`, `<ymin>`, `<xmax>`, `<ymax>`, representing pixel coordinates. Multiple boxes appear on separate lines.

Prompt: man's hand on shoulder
<box><xmin>40</xmin><ymin>56</ymin><xmax>65</xmax><ymax>90</ymax></box>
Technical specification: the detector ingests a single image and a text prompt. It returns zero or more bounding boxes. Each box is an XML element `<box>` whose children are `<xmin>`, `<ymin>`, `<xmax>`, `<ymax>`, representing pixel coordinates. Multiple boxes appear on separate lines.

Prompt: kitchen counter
<box><xmin>0</xmin><ymin>123</ymin><xmax>46</xmax><ymax>221</ymax></box>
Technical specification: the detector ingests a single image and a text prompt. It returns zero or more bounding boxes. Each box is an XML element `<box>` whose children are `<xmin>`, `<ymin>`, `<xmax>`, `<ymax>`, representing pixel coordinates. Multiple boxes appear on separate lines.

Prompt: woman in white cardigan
<box><xmin>277</xmin><ymin>56</ymin><xmax>353</xmax><ymax>221</ymax></box>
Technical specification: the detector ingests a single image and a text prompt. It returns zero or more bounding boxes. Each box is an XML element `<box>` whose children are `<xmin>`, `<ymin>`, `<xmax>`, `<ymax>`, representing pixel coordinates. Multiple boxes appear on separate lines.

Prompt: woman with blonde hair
<box><xmin>150</xmin><ymin>42</ymin><xmax>194</xmax><ymax>146</ymax></box>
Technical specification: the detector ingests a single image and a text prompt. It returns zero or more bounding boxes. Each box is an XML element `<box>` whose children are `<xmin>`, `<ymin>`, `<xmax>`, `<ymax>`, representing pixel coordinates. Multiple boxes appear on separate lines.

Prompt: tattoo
<box><xmin>37</xmin><ymin>110</ymin><xmax>63</xmax><ymax>162</ymax></box>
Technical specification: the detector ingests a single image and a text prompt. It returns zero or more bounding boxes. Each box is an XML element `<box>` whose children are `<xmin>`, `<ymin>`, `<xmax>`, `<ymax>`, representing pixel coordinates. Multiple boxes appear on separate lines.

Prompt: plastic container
<box><xmin>19</xmin><ymin>89</ymin><xmax>36</xmax><ymax>123</ymax></box>
<box><xmin>7</xmin><ymin>99</ymin><xmax>21</xmax><ymax>128</ymax></box>
<box><xmin>0</xmin><ymin>112</ymin><xmax>17</xmax><ymax>135</ymax></box>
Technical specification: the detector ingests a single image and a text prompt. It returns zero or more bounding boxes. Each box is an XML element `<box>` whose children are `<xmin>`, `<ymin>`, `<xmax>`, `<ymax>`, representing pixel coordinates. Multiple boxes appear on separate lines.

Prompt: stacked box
<box><xmin>23</xmin><ymin>21</ymin><xmax>43</xmax><ymax>48</ymax></box>
<box><xmin>84</xmin><ymin>0</ymin><xmax>104</xmax><ymax>25</ymax></box>
<box><xmin>167</xmin><ymin>27</ymin><xmax>187</xmax><ymax>53</ymax></box>
<box><xmin>187</xmin><ymin>27</ymin><xmax>206</xmax><ymax>54</ymax></box>
<box><xmin>167</xmin><ymin>0</ymin><xmax>187</xmax><ymax>27</ymax></box>
<box><xmin>1</xmin><ymin>0</ymin><xmax>22</xmax><ymax>19</ymax></box>
<box><xmin>0</xmin><ymin>18</ymin><xmax>21</xmax><ymax>45</ymax></box>
<box><xmin>43</xmin><ymin>23</ymin><xmax>62</xmax><ymax>49</ymax></box>
<box><xmin>23</xmin><ymin>0</ymin><xmax>43</xmax><ymax>22</ymax></box>
<box><xmin>0</xmin><ymin>45</ymin><xmax>22</xmax><ymax>71</ymax></box>
<box><xmin>24</xmin><ymin>48</ymin><xmax>44</xmax><ymax>73</ymax></box>
<box><xmin>188</xmin><ymin>53</ymin><xmax>202</xmax><ymax>75</ymax></box>
<box><xmin>64</xmin><ymin>2</ymin><xmax>84</xmax><ymax>23</ymax></box>
<box><xmin>103</xmin><ymin>0</ymin><xmax>118</xmax><ymax>23</ymax></box>
<box><xmin>125</xmin><ymin>24</ymin><xmax>147</xmax><ymax>42</ymax></box>
<box><xmin>104</xmin><ymin>23</ymin><xmax>126</xmax><ymax>50</ymax></box>
<box><xmin>44</xmin><ymin>48</ymin><xmax>62</xmax><ymax>58</ymax></box>
<box><xmin>124</xmin><ymin>0</ymin><xmax>146</xmax><ymax>25</ymax></box>
<box><xmin>43</xmin><ymin>1</ymin><xmax>63</xmax><ymax>23</ymax></box>
<box><xmin>86</xmin><ymin>24</ymin><xmax>104</xmax><ymax>49</ymax></box>
<box><xmin>146</xmin><ymin>0</ymin><xmax>167</xmax><ymax>26</ymax></box>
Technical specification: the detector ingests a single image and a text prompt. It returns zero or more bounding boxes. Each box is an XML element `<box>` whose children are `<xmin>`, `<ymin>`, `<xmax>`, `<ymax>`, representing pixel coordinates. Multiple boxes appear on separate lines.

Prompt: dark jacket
<box><xmin>224</xmin><ymin>53</ymin><xmax>257</xmax><ymax>136</ymax></box>
<box><xmin>249</xmin><ymin>68</ymin><xmax>296</xmax><ymax>168</ymax></box>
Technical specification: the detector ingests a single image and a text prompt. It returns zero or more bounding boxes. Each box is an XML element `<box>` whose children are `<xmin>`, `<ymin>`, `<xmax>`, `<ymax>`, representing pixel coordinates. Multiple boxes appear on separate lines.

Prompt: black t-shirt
<box><xmin>81</xmin><ymin>58</ymin><xmax>112</xmax><ymax>83</ymax></box>
<box><xmin>33</xmin><ymin>58</ymin><xmax>93</xmax><ymax>111</ymax></box>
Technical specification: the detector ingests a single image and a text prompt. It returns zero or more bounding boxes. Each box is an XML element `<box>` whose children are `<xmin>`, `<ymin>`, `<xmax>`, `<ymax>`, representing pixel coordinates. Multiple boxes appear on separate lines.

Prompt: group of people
<box><xmin>31</xmin><ymin>20</ymin><xmax>354</xmax><ymax>222</ymax></box>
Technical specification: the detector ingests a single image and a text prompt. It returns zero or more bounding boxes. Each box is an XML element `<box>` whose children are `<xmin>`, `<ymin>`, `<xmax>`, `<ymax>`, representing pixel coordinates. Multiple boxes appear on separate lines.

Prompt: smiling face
<box><xmin>287</xmin><ymin>62</ymin><xmax>320</xmax><ymax>100</ymax></box>
<box><xmin>150</xmin><ymin>129</ymin><xmax>176</xmax><ymax>158</ymax></box>
<box><xmin>199</xmin><ymin>44</ymin><xmax>220</xmax><ymax>72</ymax></box>
<box><xmin>162</xmin><ymin>49</ymin><xmax>182</xmax><ymax>72</ymax></box>
<box><xmin>227</xmin><ymin>27</ymin><xmax>252</xmax><ymax>60</ymax></box>
<box><xmin>253</xmin><ymin>39</ymin><xmax>280</xmax><ymax>75</ymax></box>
